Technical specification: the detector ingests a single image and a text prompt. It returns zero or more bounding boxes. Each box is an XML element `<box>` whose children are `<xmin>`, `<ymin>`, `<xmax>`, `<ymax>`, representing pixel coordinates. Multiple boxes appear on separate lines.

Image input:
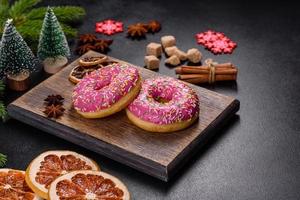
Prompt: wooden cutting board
<box><xmin>7</xmin><ymin>51</ymin><xmax>239</xmax><ymax>181</ymax></box>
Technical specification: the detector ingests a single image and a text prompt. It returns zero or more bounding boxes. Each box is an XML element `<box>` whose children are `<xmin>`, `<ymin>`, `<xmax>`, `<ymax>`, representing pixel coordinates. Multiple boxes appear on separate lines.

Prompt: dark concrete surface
<box><xmin>1</xmin><ymin>0</ymin><xmax>300</xmax><ymax>199</ymax></box>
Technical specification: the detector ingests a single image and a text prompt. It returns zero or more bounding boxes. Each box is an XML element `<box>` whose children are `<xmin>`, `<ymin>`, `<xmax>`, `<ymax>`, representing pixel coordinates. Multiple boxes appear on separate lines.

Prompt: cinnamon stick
<box><xmin>175</xmin><ymin>65</ymin><xmax>238</xmax><ymax>75</ymax></box>
<box><xmin>175</xmin><ymin>66</ymin><xmax>208</xmax><ymax>74</ymax></box>
<box><xmin>175</xmin><ymin>61</ymin><xmax>238</xmax><ymax>84</ymax></box>
<box><xmin>213</xmin><ymin>62</ymin><xmax>233</xmax><ymax>68</ymax></box>
<box><xmin>178</xmin><ymin>74</ymin><xmax>207</xmax><ymax>79</ymax></box>
<box><xmin>178</xmin><ymin>74</ymin><xmax>237</xmax><ymax>84</ymax></box>
<box><xmin>177</xmin><ymin>62</ymin><xmax>233</xmax><ymax>70</ymax></box>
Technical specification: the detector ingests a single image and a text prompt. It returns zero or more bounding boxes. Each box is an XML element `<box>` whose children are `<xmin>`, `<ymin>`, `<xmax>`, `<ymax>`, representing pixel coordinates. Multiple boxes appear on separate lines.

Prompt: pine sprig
<box><xmin>0</xmin><ymin>102</ymin><xmax>7</xmax><ymax>121</ymax></box>
<box><xmin>9</xmin><ymin>0</ymin><xmax>41</xmax><ymax>18</ymax></box>
<box><xmin>0</xmin><ymin>81</ymin><xmax>7</xmax><ymax>121</ymax></box>
<box><xmin>17</xmin><ymin>20</ymin><xmax>42</xmax><ymax>40</ymax></box>
<box><xmin>0</xmin><ymin>0</ymin><xmax>9</xmax><ymax>19</ymax></box>
<box><xmin>26</xmin><ymin>6</ymin><xmax>85</xmax><ymax>24</ymax></box>
<box><xmin>0</xmin><ymin>0</ymin><xmax>9</xmax><ymax>28</ymax></box>
<box><xmin>0</xmin><ymin>153</ymin><xmax>7</xmax><ymax>167</ymax></box>
<box><xmin>0</xmin><ymin>0</ymin><xmax>85</xmax><ymax>47</ymax></box>
<box><xmin>18</xmin><ymin>19</ymin><xmax>77</xmax><ymax>43</ymax></box>
<box><xmin>60</xmin><ymin>24</ymin><xmax>78</xmax><ymax>38</ymax></box>
<box><xmin>0</xmin><ymin>81</ymin><xmax>4</xmax><ymax>94</ymax></box>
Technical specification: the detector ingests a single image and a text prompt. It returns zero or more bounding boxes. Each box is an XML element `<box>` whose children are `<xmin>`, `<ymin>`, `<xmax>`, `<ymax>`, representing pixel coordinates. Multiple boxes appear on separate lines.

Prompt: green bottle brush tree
<box><xmin>0</xmin><ymin>19</ymin><xmax>38</xmax><ymax>91</ymax></box>
<box><xmin>0</xmin><ymin>0</ymin><xmax>86</xmax><ymax>49</ymax></box>
<box><xmin>38</xmin><ymin>7</ymin><xmax>70</xmax><ymax>74</ymax></box>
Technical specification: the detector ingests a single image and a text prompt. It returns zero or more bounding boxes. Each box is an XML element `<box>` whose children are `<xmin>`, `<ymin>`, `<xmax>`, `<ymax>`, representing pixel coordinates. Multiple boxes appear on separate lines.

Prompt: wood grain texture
<box><xmin>7</xmin><ymin>51</ymin><xmax>240</xmax><ymax>181</ymax></box>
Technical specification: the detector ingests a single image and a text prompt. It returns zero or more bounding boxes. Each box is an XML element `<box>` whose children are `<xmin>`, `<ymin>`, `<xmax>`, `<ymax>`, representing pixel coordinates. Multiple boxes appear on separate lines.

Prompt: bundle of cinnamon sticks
<box><xmin>175</xmin><ymin>61</ymin><xmax>238</xmax><ymax>84</ymax></box>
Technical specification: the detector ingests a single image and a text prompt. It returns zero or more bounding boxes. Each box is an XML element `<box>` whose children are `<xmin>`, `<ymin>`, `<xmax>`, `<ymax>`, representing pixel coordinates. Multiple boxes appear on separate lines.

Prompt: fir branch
<box><xmin>0</xmin><ymin>1</ymin><xmax>85</xmax><ymax>42</ymax></box>
<box><xmin>9</xmin><ymin>0</ymin><xmax>41</xmax><ymax>18</ymax></box>
<box><xmin>0</xmin><ymin>0</ymin><xmax>9</xmax><ymax>20</ymax></box>
<box><xmin>17</xmin><ymin>19</ymin><xmax>42</xmax><ymax>41</ymax></box>
<box><xmin>0</xmin><ymin>1</ymin><xmax>9</xmax><ymax>29</ymax></box>
<box><xmin>0</xmin><ymin>81</ymin><xmax>4</xmax><ymax>94</ymax></box>
<box><xmin>0</xmin><ymin>81</ymin><xmax>7</xmax><ymax>121</ymax></box>
<box><xmin>0</xmin><ymin>19</ymin><xmax>5</xmax><ymax>30</ymax></box>
<box><xmin>0</xmin><ymin>102</ymin><xmax>7</xmax><ymax>121</ymax></box>
<box><xmin>60</xmin><ymin>24</ymin><xmax>78</xmax><ymax>38</ymax></box>
<box><xmin>26</xmin><ymin>6</ymin><xmax>85</xmax><ymax>24</ymax></box>
<box><xmin>18</xmin><ymin>19</ymin><xmax>77</xmax><ymax>42</ymax></box>
<box><xmin>0</xmin><ymin>0</ymin><xmax>9</xmax><ymax>7</ymax></box>
<box><xmin>0</xmin><ymin>153</ymin><xmax>7</xmax><ymax>167</ymax></box>
<box><xmin>0</xmin><ymin>0</ymin><xmax>9</xmax><ymax>11</ymax></box>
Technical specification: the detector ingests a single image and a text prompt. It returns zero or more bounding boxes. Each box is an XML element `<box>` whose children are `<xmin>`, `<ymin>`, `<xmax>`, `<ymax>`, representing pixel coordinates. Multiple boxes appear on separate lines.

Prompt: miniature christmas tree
<box><xmin>0</xmin><ymin>19</ymin><xmax>37</xmax><ymax>91</ymax></box>
<box><xmin>0</xmin><ymin>0</ymin><xmax>86</xmax><ymax>49</ymax></box>
<box><xmin>0</xmin><ymin>19</ymin><xmax>37</xmax><ymax>78</ymax></box>
<box><xmin>37</xmin><ymin>7</ymin><xmax>70</xmax><ymax>74</ymax></box>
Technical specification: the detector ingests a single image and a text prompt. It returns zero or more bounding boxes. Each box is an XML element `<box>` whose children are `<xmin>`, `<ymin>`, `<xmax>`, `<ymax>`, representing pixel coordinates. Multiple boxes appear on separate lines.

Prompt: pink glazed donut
<box><xmin>73</xmin><ymin>63</ymin><xmax>141</xmax><ymax>118</ymax></box>
<box><xmin>126</xmin><ymin>77</ymin><xmax>199</xmax><ymax>132</ymax></box>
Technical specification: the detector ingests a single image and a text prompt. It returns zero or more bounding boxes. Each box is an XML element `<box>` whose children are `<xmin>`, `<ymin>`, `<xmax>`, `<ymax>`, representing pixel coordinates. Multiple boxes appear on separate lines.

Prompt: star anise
<box><xmin>127</xmin><ymin>23</ymin><xmax>148</xmax><ymax>38</ymax></box>
<box><xmin>146</xmin><ymin>20</ymin><xmax>161</xmax><ymax>33</ymax></box>
<box><xmin>79</xmin><ymin>34</ymin><xmax>97</xmax><ymax>44</ymax></box>
<box><xmin>43</xmin><ymin>104</ymin><xmax>65</xmax><ymax>119</ymax></box>
<box><xmin>44</xmin><ymin>94</ymin><xmax>64</xmax><ymax>106</ymax></box>
<box><xmin>94</xmin><ymin>39</ymin><xmax>113</xmax><ymax>53</ymax></box>
<box><xmin>76</xmin><ymin>44</ymin><xmax>96</xmax><ymax>55</ymax></box>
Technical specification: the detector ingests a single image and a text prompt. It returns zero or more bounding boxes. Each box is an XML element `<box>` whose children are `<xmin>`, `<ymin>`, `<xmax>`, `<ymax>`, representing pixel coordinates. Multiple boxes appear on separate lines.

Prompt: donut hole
<box><xmin>93</xmin><ymin>79</ymin><xmax>111</xmax><ymax>90</ymax></box>
<box><xmin>148</xmin><ymin>85</ymin><xmax>174</xmax><ymax>104</ymax></box>
<box><xmin>154</xmin><ymin>96</ymin><xmax>170</xmax><ymax>103</ymax></box>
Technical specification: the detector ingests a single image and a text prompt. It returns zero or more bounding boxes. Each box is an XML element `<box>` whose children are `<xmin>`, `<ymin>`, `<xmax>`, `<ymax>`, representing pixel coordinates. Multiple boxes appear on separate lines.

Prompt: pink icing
<box><xmin>128</xmin><ymin>77</ymin><xmax>199</xmax><ymax>125</ymax></box>
<box><xmin>73</xmin><ymin>63</ymin><xmax>139</xmax><ymax>112</ymax></box>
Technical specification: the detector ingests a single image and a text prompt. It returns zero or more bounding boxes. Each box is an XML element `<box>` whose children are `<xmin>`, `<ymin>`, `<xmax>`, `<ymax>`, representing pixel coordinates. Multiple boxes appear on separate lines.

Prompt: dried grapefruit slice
<box><xmin>0</xmin><ymin>168</ymin><xmax>41</xmax><ymax>200</ymax></box>
<box><xmin>25</xmin><ymin>151</ymin><xmax>100</xmax><ymax>199</ymax></box>
<box><xmin>49</xmin><ymin>170</ymin><xmax>130</xmax><ymax>200</ymax></box>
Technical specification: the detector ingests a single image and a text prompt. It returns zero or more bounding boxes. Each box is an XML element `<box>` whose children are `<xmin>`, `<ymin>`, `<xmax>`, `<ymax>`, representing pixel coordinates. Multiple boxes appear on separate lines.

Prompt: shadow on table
<box><xmin>202</xmin><ymin>81</ymin><xmax>238</xmax><ymax>93</ymax></box>
<box><xmin>125</xmin><ymin>114</ymin><xmax>240</xmax><ymax>193</ymax></box>
<box><xmin>1</xmin><ymin>105</ymin><xmax>240</xmax><ymax>196</ymax></box>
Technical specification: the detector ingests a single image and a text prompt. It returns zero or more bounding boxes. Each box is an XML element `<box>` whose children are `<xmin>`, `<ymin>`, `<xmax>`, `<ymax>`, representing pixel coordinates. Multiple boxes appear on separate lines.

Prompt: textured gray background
<box><xmin>1</xmin><ymin>0</ymin><xmax>300</xmax><ymax>199</ymax></box>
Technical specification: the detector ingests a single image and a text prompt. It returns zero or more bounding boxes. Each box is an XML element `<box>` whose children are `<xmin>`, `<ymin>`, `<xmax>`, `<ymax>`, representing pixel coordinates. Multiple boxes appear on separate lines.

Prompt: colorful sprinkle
<box><xmin>128</xmin><ymin>77</ymin><xmax>199</xmax><ymax>125</ymax></box>
<box><xmin>73</xmin><ymin>63</ymin><xmax>139</xmax><ymax>113</ymax></box>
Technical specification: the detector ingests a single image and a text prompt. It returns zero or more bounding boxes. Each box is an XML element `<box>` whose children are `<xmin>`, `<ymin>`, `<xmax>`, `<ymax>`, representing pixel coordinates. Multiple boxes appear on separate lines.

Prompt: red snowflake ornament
<box><xmin>195</xmin><ymin>30</ymin><xmax>237</xmax><ymax>54</ymax></box>
<box><xmin>95</xmin><ymin>19</ymin><xmax>123</xmax><ymax>35</ymax></box>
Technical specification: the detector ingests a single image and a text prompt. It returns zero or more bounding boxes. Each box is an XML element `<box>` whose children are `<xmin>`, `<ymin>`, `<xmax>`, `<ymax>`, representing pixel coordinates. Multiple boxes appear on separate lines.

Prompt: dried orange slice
<box><xmin>49</xmin><ymin>170</ymin><xmax>130</xmax><ymax>200</ymax></box>
<box><xmin>25</xmin><ymin>151</ymin><xmax>100</xmax><ymax>199</ymax></box>
<box><xmin>79</xmin><ymin>56</ymin><xmax>108</xmax><ymax>67</ymax></box>
<box><xmin>0</xmin><ymin>168</ymin><xmax>41</xmax><ymax>200</ymax></box>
